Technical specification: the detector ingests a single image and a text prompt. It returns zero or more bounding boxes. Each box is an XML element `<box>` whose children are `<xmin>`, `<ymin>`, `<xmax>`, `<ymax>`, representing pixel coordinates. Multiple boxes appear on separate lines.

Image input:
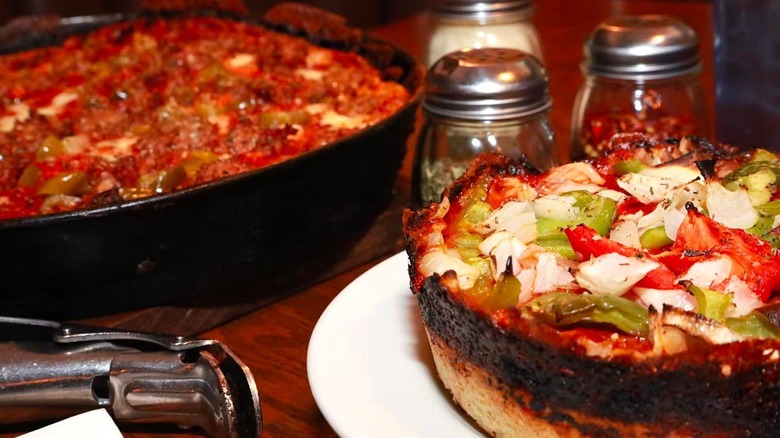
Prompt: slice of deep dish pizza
<box><xmin>403</xmin><ymin>133</ymin><xmax>780</xmax><ymax>437</ymax></box>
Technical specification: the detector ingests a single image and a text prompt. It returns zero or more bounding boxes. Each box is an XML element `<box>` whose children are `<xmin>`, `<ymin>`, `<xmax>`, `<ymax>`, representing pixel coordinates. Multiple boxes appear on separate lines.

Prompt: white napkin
<box><xmin>19</xmin><ymin>409</ymin><xmax>123</xmax><ymax>438</ymax></box>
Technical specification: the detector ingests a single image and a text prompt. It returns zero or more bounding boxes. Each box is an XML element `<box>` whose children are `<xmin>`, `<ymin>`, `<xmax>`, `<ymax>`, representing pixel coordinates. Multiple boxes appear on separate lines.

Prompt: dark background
<box><xmin>0</xmin><ymin>0</ymin><xmax>430</xmax><ymax>28</ymax></box>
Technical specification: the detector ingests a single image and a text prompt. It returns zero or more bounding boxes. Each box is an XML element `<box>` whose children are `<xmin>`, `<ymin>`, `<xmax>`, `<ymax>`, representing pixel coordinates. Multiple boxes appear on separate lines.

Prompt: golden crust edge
<box><xmin>424</xmin><ymin>326</ymin><xmax>706</xmax><ymax>438</ymax></box>
<box><xmin>424</xmin><ymin>326</ymin><xmax>571</xmax><ymax>438</ymax></box>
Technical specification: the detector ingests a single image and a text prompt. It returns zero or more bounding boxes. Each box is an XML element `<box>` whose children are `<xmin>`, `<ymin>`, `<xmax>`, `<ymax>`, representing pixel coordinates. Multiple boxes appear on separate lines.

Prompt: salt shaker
<box><xmin>570</xmin><ymin>15</ymin><xmax>710</xmax><ymax>160</ymax></box>
<box><xmin>413</xmin><ymin>48</ymin><xmax>556</xmax><ymax>206</ymax></box>
<box><xmin>425</xmin><ymin>0</ymin><xmax>543</xmax><ymax>67</ymax></box>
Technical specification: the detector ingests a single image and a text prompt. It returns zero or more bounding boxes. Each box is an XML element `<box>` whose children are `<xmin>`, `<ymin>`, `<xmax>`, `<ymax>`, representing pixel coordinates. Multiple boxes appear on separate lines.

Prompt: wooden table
<box><xmin>0</xmin><ymin>1</ymin><xmax>713</xmax><ymax>437</ymax></box>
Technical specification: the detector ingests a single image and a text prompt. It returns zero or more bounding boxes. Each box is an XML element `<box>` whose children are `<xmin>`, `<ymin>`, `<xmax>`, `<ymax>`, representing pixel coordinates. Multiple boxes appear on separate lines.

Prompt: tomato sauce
<box><xmin>0</xmin><ymin>16</ymin><xmax>410</xmax><ymax>220</ymax></box>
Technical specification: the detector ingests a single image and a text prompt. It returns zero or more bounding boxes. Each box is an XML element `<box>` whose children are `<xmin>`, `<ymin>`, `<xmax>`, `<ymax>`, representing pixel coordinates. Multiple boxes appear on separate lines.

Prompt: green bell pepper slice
<box><xmin>688</xmin><ymin>284</ymin><xmax>732</xmax><ymax>322</ymax></box>
<box><xmin>482</xmin><ymin>274</ymin><xmax>522</xmax><ymax>311</ymax></box>
<box><xmin>37</xmin><ymin>171</ymin><xmax>88</xmax><ymax>196</ymax></box>
<box><xmin>613</xmin><ymin>159</ymin><xmax>646</xmax><ymax>176</ymax></box>
<box><xmin>527</xmin><ymin>292</ymin><xmax>649</xmax><ymax>337</ymax></box>
<box><xmin>535</xmin><ymin>239</ymin><xmax>577</xmax><ymax>260</ymax></box>
<box><xmin>535</xmin><ymin>191</ymin><xmax>617</xmax><ymax>241</ymax></box>
<box><xmin>580</xmin><ymin>195</ymin><xmax>617</xmax><ymax>236</ymax></box>
<box><xmin>639</xmin><ymin>226</ymin><xmax>674</xmax><ymax>249</ymax></box>
<box><xmin>726</xmin><ymin>312</ymin><xmax>780</xmax><ymax>340</ymax></box>
<box><xmin>756</xmin><ymin>200</ymin><xmax>780</xmax><ymax>217</ymax></box>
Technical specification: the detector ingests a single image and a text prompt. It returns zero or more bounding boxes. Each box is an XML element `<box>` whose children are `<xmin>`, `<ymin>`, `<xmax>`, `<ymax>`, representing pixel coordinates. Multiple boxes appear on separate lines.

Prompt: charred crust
<box><xmin>89</xmin><ymin>188</ymin><xmax>124</xmax><ymax>208</ymax></box>
<box><xmin>505</xmin><ymin>153</ymin><xmax>542</xmax><ymax>176</ymax></box>
<box><xmin>758</xmin><ymin>302</ymin><xmax>780</xmax><ymax>328</ymax></box>
<box><xmin>417</xmin><ymin>275</ymin><xmax>780</xmax><ymax>437</ymax></box>
<box><xmin>683</xmin><ymin>248</ymin><xmax>711</xmax><ymax>257</ymax></box>
<box><xmin>402</xmin><ymin>153</ymin><xmax>539</xmax><ymax>291</ymax></box>
<box><xmin>438</xmin><ymin>153</ymin><xmax>539</xmax><ymax>204</ymax></box>
<box><xmin>140</xmin><ymin>0</ymin><xmax>249</xmax><ymax>15</ymax></box>
<box><xmin>454</xmin><ymin>153</ymin><xmax>526</xmax><ymax>183</ymax></box>
<box><xmin>687</xmin><ymin>135</ymin><xmax>738</xmax><ymax>157</ymax></box>
<box><xmin>635</xmin><ymin>139</ymin><xmax>654</xmax><ymax>149</ymax></box>
<box><xmin>695</xmin><ymin>158</ymin><xmax>718</xmax><ymax>180</ymax></box>
<box><xmin>263</xmin><ymin>2</ymin><xmax>362</xmax><ymax>48</ymax></box>
<box><xmin>407</xmin><ymin>133</ymin><xmax>780</xmax><ymax>436</ymax></box>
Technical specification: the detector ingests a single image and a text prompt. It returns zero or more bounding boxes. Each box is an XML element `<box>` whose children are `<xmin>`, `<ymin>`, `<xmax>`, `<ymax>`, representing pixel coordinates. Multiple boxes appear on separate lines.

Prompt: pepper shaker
<box><xmin>570</xmin><ymin>15</ymin><xmax>710</xmax><ymax>160</ymax></box>
<box><xmin>413</xmin><ymin>48</ymin><xmax>556</xmax><ymax>206</ymax></box>
<box><xmin>425</xmin><ymin>0</ymin><xmax>543</xmax><ymax>67</ymax></box>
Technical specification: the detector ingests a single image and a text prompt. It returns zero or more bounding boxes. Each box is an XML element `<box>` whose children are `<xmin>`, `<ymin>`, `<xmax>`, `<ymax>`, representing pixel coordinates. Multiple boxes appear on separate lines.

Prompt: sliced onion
<box><xmin>420</xmin><ymin>250</ymin><xmax>480</xmax><ymax>290</ymax></box>
<box><xmin>532</xmin><ymin>252</ymin><xmax>574</xmax><ymax>293</ymax></box>
<box><xmin>634</xmin><ymin>287</ymin><xmax>696</xmax><ymax>312</ymax></box>
<box><xmin>705</xmin><ymin>182</ymin><xmax>758</xmax><ymax>230</ymax></box>
<box><xmin>474</xmin><ymin>201</ymin><xmax>537</xmax><ymax>243</ymax></box>
<box><xmin>575</xmin><ymin>252</ymin><xmax>659</xmax><ymax>296</ymax></box>
<box><xmin>677</xmin><ymin>255</ymin><xmax>733</xmax><ymax>289</ymax></box>
<box><xmin>663</xmin><ymin>181</ymin><xmax>707</xmax><ymax>240</ymax></box>
<box><xmin>617</xmin><ymin>173</ymin><xmax>681</xmax><ymax>204</ymax></box>
<box><xmin>609</xmin><ymin>220</ymin><xmax>641</xmax><ymax>249</ymax></box>
<box><xmin>724</xmin><ymin>277</ymin><xmax>762</xmax><ymax>317</ymax></box>
<box><xmin>478</xmin><ymin>231</ymin><xmax>527</xmax><ymax>280</ymax></box>
<box><xmin>533</xmin><ymin>194</ymin><xmax>578</xmax><ymax>220</ymax></box>
<box><xmin>539</xmin><ymin>162</ymin><xmax>605</xmax><ymax>195</ymax></box>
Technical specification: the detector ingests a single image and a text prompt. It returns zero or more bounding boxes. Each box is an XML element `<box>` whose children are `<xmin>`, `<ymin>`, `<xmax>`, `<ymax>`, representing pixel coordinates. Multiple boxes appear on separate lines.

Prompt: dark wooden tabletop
<box><xmin>0</xmin><ymin>1</ymin><xmax>713</xmax><ymax>437</ymax></box>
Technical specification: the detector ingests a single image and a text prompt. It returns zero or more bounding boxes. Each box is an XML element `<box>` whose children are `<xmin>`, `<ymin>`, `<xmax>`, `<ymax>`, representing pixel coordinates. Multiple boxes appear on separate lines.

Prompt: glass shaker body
<box><xmin>425</xmin><ymin>10</ymin><xmax>543</xmax><ymax>67</ymax></box>
<box><xmin>414</xmin><ymin>113</ymin><xmax>556</xmax><ymax>206</ymax></box>
<box><xmin>570</xmin><ymin>15</ymin><xmax>709</xmax><ymax>161</ymax></box>
<box><xmin>570</xmin><ymin>73</ymin><xmax>709</xmax><ymax>160</ymax></box>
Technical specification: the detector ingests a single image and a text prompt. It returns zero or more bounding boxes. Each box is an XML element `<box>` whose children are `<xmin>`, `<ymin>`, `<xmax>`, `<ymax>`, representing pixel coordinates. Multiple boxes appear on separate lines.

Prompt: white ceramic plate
<box><xmin>307</xmin><ymin>252</ymin><xmax>487</xmax><ymax>438</ymax></box>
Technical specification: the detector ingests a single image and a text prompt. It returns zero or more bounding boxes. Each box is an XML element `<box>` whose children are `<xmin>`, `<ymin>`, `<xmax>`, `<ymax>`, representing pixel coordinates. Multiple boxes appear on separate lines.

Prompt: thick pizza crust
<box><xmin>425</xmin><ymin>326</ymin><xmax>568</xmax><ymax>438</ymax></box>
<box><xmin>414</xmin><ymin>274</ymin><xmax>780</xmax><ymax>437</ymax></box>
<box><xmin>405</xmin><ymin>143</ymin><xmax>780</xmax><ymax>438</ymax></box>
<box><xmin>424</xmin><ymin>326</ymin><xmax>708</xmax><ymax>438</ymax></box>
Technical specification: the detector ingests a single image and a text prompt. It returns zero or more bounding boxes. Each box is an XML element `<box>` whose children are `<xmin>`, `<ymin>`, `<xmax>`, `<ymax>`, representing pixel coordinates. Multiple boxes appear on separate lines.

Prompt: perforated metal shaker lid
<box><xmin>432</xmin><ymin>0</ymin><xmax>533</xmax><ymax>21</ymax></box>
<box><xmin>584</xmin><ymin>15</ymin><xmax>701</xmax><ymax>80</ymax></box>
<box><xmin>424</xmin><ymin>48</ymin><xmax>551</xmax><ymax>121</ymax></box>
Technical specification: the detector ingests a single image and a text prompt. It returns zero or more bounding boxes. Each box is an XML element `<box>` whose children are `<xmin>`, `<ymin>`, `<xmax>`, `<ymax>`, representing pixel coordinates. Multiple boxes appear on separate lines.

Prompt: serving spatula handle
<box><xmin>0</xmin><ymin>317</ymin><xmax>262</xmax><ymax>438</ymax></box>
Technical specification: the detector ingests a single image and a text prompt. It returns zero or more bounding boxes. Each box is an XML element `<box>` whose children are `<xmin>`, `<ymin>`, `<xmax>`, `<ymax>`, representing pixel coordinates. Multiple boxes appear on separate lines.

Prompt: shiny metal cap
<box><xmin>432</xmin><ymin>0</ymin><xmax>534</xmax><ymax>22</ymax></box>
<box><xmin>584</xmin><ymin>15</ymin><xmax>700</xmax><ymax>80</ymax></box>
<box><xmin>424</xmin><ymin>48</ymin><xmax>551</xmax><ymax>121</ymax></box>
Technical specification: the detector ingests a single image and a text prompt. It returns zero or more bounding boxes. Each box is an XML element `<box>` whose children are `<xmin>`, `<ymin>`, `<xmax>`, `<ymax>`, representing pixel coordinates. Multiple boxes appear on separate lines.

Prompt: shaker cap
<box><xmin>424</xmin><ymin>47</ymin><xmax>551</xmax><ymax>121</ymax></box>
<box><xmin>584</xmin><ymin>15</ymin><xmax>701</xmax><ymax>80</ymax></box>
<box><xmin>432</xmin><ymin>0</ymin><xmax>533</xmax><ymax>22</ymax></box>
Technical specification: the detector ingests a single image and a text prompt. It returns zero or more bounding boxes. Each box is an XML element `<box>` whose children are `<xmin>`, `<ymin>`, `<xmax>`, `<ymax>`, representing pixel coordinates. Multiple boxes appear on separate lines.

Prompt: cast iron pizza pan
<box><xmin>0</xmin><ymin>8</ymin><xmax>422</xmax><ymax>319</ymax></box>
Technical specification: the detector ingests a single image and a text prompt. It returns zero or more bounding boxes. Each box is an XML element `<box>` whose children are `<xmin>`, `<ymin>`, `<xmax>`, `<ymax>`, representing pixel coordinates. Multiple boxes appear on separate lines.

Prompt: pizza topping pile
<box><xmin>0</xmin><ymin>17</ymin><xmax>410</xmax><ymax>220</ymax></box>
<box><xmin>408</xmin><ymin>136</ymin><xmax>780</xmax><ymax>356</ymax></box>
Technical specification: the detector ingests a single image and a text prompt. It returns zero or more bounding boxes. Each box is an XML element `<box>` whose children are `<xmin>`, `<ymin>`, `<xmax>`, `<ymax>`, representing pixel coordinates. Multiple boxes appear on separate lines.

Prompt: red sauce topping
<box><xmin>0</xmin><ymin>17</ymin><xmax>410</xmax><ymax>220</ymax></box>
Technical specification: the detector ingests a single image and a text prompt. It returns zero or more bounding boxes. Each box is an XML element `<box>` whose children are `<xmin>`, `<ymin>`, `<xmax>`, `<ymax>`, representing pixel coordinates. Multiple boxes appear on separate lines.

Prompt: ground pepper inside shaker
<box><xmin>413</xmin><ymin>48</ymin><xmax>557</xmax><ymax>206</ymax></box>
<box><xmin>570</xmin><ymin>15</ymin><xmax>710</xmax><ymax>161</ymax></box>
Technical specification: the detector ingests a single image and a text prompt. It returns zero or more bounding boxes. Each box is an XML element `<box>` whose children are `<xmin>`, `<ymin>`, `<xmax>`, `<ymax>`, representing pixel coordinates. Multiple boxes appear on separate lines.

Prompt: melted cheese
<box><xmin>296</xmin><ymin>69</ymin><xmax>325</xmax><ymax>81</ymax></box>
<box><xmin>319</xmin><ymin>111</ymin><xmax>367</xmax><ymax>130</ymax></box>
<box><xmin>225</xmin><ymin>53</ymin><xmax>256</xmax><ymax>69</ymax></box>
<box><xmin>37</xmin><ymin>91</ymin><xmax>79</xmax><ymax>117</ymax></box>
<box><xmin>0</xmin><ymin>103</ymin><xmax>31</xmax><ymax>133</ymax></box>
<box><xmin>94</xmin><ymin>137</ymin><xmax>138</xmax><ymax>162</ymax></box>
